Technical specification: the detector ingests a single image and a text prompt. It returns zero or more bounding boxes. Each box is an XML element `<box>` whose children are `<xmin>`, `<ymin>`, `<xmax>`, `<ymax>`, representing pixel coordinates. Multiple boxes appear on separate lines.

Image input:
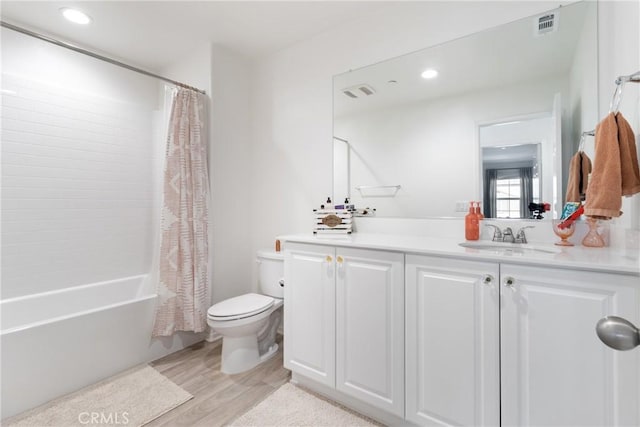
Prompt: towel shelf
<box><xmin>355</xmin><ymin>185</ymin><xmax>401</xmax><ymax>197</ymax></box>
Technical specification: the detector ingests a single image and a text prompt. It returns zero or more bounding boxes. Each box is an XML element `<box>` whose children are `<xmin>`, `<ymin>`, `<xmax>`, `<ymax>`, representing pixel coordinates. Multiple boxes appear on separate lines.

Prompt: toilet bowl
<box><xmin>207</xmin><ymin>250</ymin><xmax>284</xmax><ymax>374</ymax></box>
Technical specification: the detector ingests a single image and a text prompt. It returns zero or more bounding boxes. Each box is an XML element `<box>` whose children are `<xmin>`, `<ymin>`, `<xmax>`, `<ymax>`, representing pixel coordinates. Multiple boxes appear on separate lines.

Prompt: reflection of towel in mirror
<box><xmin>584</xmin><ymin>112</ymin><xmax>640</xmax><ymax>218</ymax></box>
<box><xmin>566</xmin><ymin>151</ymin><xmax>591</xmax><ymax>203</ymax></box>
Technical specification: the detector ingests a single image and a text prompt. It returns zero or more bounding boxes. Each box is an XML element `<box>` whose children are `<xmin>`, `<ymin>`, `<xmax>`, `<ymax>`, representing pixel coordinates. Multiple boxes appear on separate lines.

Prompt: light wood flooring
<box><xmin>147</xmin><ymin>335</ymin><xmax>290</xmax><ymax>427</ymax></box>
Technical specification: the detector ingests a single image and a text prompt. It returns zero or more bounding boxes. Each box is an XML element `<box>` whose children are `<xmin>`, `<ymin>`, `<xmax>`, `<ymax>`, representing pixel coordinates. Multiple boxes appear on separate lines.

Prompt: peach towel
<box><xmin>584</xmin><ymin>112</ymin><xmax>640</xmax><ymax>218</ymax></box>
<box><xmin>565</xmin><ymin>151</ymin><xmax>591</xmax><ymax>203</ymax></box>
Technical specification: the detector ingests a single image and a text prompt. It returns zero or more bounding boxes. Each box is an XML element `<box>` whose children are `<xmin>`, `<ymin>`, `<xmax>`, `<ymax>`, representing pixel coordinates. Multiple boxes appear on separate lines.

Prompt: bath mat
<box><xmin>3</xmin><ymin>365</ymin><xmax>192</xmax><ymax>427</ymax></box>
<box><xmin>229</xmin><ymin>382</ymin><xmax>381</xmax><ymax>426</ymax></box>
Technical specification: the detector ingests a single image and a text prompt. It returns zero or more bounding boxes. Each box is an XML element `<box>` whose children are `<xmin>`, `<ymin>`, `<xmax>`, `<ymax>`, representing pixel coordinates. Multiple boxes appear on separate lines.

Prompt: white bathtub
<box><xmin>0</xmin><ymin>275</ymin><xmax>203</xmax><ymax>419</ymax></box>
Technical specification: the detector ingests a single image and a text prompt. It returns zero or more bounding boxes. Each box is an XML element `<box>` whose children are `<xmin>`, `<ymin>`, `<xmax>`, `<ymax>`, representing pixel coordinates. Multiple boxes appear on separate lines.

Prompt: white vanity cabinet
<box><xmin>406</xmin><ymin>255</ymin><xmax>640</xmax><ymax>427</ymax></box>
<box><xmin>405</xmin><ymin>255</ymin><xmax>500</xmax><ymax>426</ymax></box>
<box><xmin>284</xmin><ymin>242</ymin><xmax>405</xmax><ymax>417</ymax></box>
<box><xmin>283</xmin><ymin>236</ymin><xmax>639</xmax><ymax>426</ymax></box>
<box><xmin>500</xmin><ymin>264</ymin><xmax>640</xmax><ymax>427</ymax></box>
<box><xmin>283</xmin><ymin>243</ymin><xmax>336</xmax><ymax>387</ymax></box>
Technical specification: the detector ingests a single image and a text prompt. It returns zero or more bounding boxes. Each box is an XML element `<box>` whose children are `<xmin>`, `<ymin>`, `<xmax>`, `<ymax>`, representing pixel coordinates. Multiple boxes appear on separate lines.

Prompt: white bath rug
<box><xmin>229</xmin><ymin>382</ymin><xmax>381</xmax><ymax>427</ymax></box>
<box><xmin>3</xmin><ymin>365</ymin><xmax>192</xmax><ymax>427</ymax></box>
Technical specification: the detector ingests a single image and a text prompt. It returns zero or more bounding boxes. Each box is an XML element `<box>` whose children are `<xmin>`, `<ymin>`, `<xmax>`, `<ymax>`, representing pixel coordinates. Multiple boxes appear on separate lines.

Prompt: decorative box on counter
<box><xmin>313</xmin><ymin>209</ymin><xmax>353</xmax><ymax>234</ymax></box>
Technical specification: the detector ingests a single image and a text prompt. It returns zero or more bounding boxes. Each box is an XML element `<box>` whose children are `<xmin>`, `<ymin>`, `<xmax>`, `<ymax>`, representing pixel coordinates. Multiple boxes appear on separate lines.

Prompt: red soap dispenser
<box><xmin>465</xmin><ymin>202</ymin><xmax>479</xmax><ymax>240</ymax></box>
<box><xmin>475</xmin><ymin>201</ymin><xmax>484</xmax><ymax>220</ymax></box>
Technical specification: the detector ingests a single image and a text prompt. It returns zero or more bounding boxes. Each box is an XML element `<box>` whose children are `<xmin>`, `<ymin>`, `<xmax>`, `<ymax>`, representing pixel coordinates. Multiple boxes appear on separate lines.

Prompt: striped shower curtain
<box><xmin>152</xmin><ymin>88</ymin><xmax>210</xmax><ymax>337</ymax></box>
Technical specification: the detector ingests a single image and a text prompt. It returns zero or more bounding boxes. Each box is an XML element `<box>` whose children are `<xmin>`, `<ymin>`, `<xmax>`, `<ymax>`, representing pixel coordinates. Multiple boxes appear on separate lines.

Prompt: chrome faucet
<box><xmin>485</xmin><ymin>224</ymin><xmax>502</xmax><ymax>242</ymax></box>
<box><xmin>502</xmin><ymin>227</ymin><xmax>515</xmax><ymax>243</ymax></box>
<box><xmin>485</xmin><ymin>224</ymin><xmax>534</xmax><ymax>244</ymax></box>
<box><xmin>515</xmin><ymin>226</ymin><xmax>535</xmax><ymax>244</ymax></box>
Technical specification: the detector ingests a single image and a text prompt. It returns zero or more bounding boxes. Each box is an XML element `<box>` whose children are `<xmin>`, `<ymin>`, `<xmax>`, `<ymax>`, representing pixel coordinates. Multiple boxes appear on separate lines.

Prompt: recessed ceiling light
<box><xmin>60</xmin><ymin>8</ymin><xmax>92</xmax><ymax>25</ymax></box>
<box><xmin>421</xmin><ymin>68</ymin><xmax>438</xmax><ymax>79</ymax></box>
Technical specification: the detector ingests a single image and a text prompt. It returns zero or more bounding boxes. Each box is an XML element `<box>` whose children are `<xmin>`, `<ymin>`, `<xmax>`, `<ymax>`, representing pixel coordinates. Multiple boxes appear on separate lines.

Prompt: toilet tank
<box><xmin>257</xmin><ymin>250</ymin><xmax>284</xmax><ymax>299</ymax></box>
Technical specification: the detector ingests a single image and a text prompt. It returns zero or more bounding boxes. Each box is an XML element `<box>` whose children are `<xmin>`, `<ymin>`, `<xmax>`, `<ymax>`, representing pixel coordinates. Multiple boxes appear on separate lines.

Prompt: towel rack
<box><xmin>610</xmin><ymin>71</ymin><xmax>640</xmax><ymax>114</ymax></box>
<box><xmin>355</xmin><ymin>185</ymin><xmax>401</xmax><ymax>197</ymax></box>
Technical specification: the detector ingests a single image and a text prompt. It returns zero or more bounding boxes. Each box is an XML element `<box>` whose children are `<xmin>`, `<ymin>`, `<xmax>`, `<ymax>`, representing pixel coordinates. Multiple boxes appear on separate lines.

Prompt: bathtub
<box><xmin>1</xmin><ymin>275</ymin><xmax>203</xmax><ymax>419</ymax></box>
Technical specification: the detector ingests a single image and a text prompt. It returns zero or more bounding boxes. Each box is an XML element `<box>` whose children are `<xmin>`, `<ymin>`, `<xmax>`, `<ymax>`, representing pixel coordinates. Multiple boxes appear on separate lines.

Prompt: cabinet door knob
<box><xmin>483</xmin><ymin>274</ymin><xmax>494</xmax><ymax>285</ymax></box>
<box><xmin>503</xmin><ymin>276</ymin><xmax>516</xmax><ymax>288</ymax></box>
<box><xmin>596</xmin><ymin>316</ymin><xmax>640</xmax><ymax>351</ymax></box>
<box><xmin>326</xmin><ymin>255</ymin><xmax>333</xmax><ymax>263</ymax></box>
<box><xmin>336</xmin><ymin>256</ymin><xmax>344</xmax><ymax>264</ymax></box>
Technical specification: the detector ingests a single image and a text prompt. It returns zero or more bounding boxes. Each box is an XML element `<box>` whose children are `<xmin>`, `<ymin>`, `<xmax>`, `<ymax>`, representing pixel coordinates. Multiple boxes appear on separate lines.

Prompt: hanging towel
<box><xmin>565</xmin><ymin>151</ymin><xmax>592</xmax><ymax>203</ymax></box>
<box><xmin>584</xmin><ymin>112</ymin><xmax>640</xmax><ymax>218</ymax></box>
<box><xmin>618</xmin><ymin>113</ymin><xmax>640</xmax><ymax>196</ymax></box>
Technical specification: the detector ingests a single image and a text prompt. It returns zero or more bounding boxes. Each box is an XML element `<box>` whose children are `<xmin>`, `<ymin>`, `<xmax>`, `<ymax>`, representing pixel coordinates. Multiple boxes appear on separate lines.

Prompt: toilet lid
<box><xmin>208</xmin><ymin>293</ymin><xmax>274</xmax><ymax>320</ymax></box>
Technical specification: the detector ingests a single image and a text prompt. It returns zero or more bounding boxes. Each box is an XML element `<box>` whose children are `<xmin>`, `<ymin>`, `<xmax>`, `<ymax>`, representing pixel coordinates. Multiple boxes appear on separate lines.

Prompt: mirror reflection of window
<box><xmin>488</xmin><ymin>167</ymin><xmax>537</xmax><ymax>218</ymax></box>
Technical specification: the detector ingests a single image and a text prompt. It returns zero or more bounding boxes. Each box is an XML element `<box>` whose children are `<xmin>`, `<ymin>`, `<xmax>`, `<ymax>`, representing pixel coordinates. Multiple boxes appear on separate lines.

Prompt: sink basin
<box><xmin>459</xmin><ymin>241</ymin><xmax>560</xmax><ymax>255</ymax></box>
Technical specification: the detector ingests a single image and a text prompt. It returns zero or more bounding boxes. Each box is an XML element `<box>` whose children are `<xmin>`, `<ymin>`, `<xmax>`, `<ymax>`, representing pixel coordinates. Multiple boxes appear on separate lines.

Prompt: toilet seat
<box><xmin>207</xmin><ymin>293</ymin><xmax>274</xmax><ymax>321</ymax></box>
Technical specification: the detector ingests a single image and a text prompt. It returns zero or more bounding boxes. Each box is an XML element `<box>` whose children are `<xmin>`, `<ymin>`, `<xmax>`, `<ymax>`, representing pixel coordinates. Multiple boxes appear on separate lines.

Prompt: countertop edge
<box><xmin>278</xmin><ymin>233</ymin><xmax>640</xmax><ymax>276</ymax></box>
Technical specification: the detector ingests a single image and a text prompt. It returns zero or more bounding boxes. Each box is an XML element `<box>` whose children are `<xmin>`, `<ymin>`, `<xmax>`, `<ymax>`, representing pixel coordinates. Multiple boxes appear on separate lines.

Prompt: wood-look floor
<box><xmin>147</xmin><ymin>335</ymin><xmax>290</xmax><ymax>427</ymax></box>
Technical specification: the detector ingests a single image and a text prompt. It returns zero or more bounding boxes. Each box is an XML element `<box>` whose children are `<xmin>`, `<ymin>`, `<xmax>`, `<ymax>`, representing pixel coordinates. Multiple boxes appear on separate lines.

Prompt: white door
<box><xmin>336</xmin><ymin>248</ymin><xmax>404</xmax><ymax>417</ymax></box>
<box><xmin>405</xmin><ymin>255</ymin><xmax>500</xmax><ymax>426</ymax></box>
<box><xmin>284</xmin><ymin>243</ymin><xmax>336</xmax><ymax>387</ymax></box>
<box><xmin>501</xmin><ymin>264</ymin><xmax>640</xmax><ymax>426</ymax></box>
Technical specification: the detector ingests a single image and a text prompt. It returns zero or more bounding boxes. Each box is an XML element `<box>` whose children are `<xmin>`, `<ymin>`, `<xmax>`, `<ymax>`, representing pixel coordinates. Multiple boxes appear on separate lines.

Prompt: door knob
<box><xmin>596</xmin><ymin>316</ymin><xmax>640</xmax><ymax>351</ymax></box>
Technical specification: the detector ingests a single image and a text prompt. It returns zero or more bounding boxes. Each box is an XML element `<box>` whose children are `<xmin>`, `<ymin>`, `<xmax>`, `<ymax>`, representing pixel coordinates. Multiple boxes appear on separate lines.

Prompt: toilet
<box><xmin>207</xmin><ymin>250</ymin><xmax>284</xmax><ymax>374</ymax></box>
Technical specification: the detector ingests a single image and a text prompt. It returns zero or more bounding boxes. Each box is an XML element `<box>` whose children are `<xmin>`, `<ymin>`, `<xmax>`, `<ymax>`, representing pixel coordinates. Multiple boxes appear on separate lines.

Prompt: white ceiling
<box><xmin>0</xmin><ymin>1</ymin><xmax>384</xmax><ymax>71</ymax></box>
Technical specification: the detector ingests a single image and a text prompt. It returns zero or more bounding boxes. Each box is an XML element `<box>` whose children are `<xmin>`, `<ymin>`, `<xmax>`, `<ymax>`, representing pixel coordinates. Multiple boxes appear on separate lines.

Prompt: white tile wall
<box><xmin>1</xmin><ymin>74</ymin><xmax>159</xmax><ymax>299</ymax></box>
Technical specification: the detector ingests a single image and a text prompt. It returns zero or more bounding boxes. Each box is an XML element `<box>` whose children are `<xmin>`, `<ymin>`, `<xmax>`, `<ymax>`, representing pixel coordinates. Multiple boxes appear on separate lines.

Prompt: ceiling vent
<box><xmin>342</xmin><ymin>84</ymin><xmax>376</xmax><ymax>99</ymax></box>
<box><xmin>535</xmin><ymin>12</ymin><xmax>558</xmax><ymax>36</ymax></box>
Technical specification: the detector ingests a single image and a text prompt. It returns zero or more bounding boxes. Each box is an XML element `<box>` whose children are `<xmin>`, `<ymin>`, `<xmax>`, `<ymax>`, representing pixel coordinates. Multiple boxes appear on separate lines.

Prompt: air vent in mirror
<box><xmin>342</xmin><ymin>84</ymin><xmax>376</xmax><ymax>99</ymax></box>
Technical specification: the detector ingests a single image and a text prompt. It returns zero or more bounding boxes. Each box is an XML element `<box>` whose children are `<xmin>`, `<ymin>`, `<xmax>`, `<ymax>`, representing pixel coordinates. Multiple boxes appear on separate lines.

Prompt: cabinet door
<box><xmin>405</xmin><ymin>255</ymin><xmax>500</xmax><ymax>426</ymax></box>
<box><xmin>284</xmin><ymin>243</ymin><xmax>336</xmax><ymax>387</ymax></box>
<box><xmin>501</xmin><ymin>264</ymin><xmax>640</xmax><ymax>427</ymax></box>
<box><xmin>336</xmin><ymin>248</ymin><xmax>405</xmax><ymax>417</ymax></box>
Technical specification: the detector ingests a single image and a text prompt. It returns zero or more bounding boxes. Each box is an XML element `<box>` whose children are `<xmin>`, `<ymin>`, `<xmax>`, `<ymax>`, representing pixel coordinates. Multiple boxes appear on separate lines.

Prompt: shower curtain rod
<box><xmin>1</xmin><ymin>20</ymin><xmax>207</xmax><ymax>95</ymax></box>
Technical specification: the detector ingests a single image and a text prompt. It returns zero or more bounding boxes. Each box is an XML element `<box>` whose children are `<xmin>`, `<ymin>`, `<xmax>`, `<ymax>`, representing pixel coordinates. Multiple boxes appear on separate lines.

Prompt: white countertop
<box><xmin>278</xmin><ymin>233</ymin><xmax>640</xmax><ymax>276</ymax></box>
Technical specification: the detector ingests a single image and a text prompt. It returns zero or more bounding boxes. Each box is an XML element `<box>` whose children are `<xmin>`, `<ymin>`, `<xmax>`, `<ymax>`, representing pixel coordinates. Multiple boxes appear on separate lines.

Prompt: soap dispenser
<box><xmin>475</xmin><ymin>202</ymin><xmax>484</xmax><ymax>220</ymax></box>
<box><xmin>465</xmin><ymin>202</ymin><xmax>479</xmax><ymax>240</ymax></box>
<box><xmin>325</xmin><ymin>197</ymin><xmax>333</xmax><ymax>210</ymax></box>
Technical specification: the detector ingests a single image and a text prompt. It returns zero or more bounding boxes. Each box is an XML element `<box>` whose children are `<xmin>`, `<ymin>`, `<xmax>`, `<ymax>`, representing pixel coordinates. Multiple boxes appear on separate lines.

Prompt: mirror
<box><xmin>333</xmin><ymin>1</ymin><xmax>598</xmax><ymax>219</ymax></box>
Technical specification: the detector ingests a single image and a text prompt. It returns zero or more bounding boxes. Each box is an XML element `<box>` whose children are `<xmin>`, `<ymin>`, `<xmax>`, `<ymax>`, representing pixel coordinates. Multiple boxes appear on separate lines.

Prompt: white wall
<box><xmin>209</xmin><ymin>46</ymin><xmax>253</xmax><ymax>303</ymax></box>
<box><xmin>1</xmin><ymin>28</ymin><xmax>161</xmax><ymax>299</ymax></box>
<box><xmin>248</xmin><ymin>1</ymin><xmax>575</xmax><ymax>256</ymax></box>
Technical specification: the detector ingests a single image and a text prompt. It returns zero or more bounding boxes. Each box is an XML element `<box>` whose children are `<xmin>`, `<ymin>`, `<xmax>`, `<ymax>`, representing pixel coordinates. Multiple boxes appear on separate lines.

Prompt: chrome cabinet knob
<box><xmin>596</xmin><ymin>316</ymin><xmax>640</xmax><ymax>351</ymax></box>
<box><xmin>482</xmin><ymin>274</ymin><xmax>494</xmax><ymax>285</ymax></box>
<box><xmin>503</xmin><ymin>276</ymin><xmax>516</xmax><ymax>288</ymax></box>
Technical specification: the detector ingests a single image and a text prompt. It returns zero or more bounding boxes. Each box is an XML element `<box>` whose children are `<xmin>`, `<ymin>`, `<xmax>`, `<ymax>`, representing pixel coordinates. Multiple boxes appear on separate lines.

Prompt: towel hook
<box><xmin>578</xmin><ymin>130</ymin><xmax>594</xmax><ymax>152</ymax></box>
<box><xmin>609</xmin><ymin>84</ymin><xmax>624</xmax><ymax>114</ymax></box>
<box><xmin>610</xmin><ymin>71</ymin><xmax>640</xmax><ymax>114</ymax></box>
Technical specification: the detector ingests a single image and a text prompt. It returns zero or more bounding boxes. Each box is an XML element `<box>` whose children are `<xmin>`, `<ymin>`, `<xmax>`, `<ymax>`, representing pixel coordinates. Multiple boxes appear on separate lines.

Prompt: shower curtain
<box><xmin>152</xmin><ymin>88</ymin><xmax>210</xmax><ymax>337</ymax></box>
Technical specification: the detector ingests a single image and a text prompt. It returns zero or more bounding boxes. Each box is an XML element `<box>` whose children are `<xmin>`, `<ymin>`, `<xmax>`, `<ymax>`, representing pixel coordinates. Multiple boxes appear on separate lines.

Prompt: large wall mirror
<box><xmin>333</xmin><ymin>1</ymin><xmax>597</xmax><ymax>219</ymax></box>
